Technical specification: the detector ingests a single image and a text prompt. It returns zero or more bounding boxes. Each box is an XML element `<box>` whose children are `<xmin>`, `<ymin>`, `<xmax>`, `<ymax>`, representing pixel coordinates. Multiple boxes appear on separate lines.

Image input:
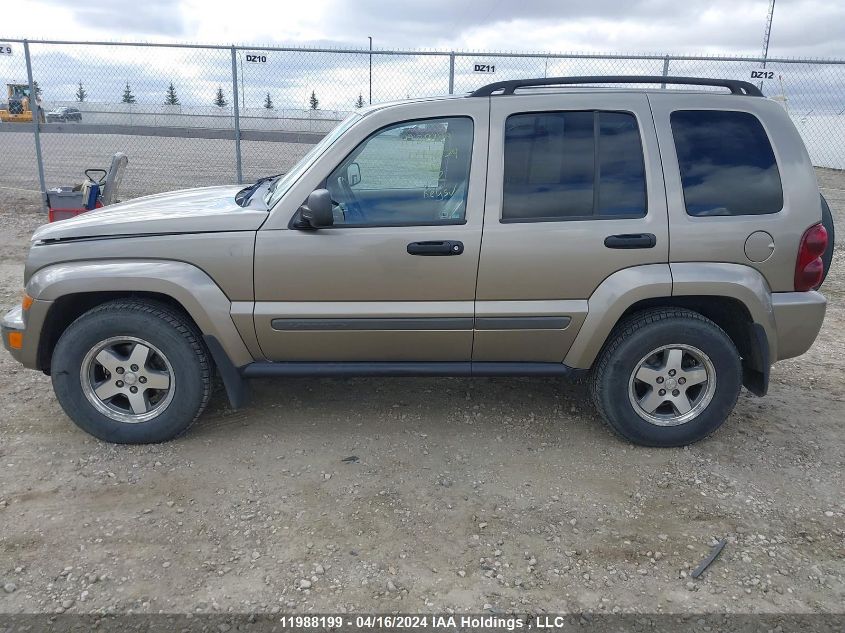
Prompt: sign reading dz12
<box><xmin>751</xmin><ymin>69</ymin><xmax>775</xmax><ymax>81</ymax></box>
<box><xmin>473</xmin><ymin>63</ymin><xmax>496</xmax><ymax>73</ymax></box>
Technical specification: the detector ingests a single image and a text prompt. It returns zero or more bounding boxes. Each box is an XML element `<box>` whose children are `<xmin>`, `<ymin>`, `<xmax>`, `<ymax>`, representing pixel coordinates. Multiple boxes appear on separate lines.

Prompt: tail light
<box><xmin>794</xmin><ymin>223</ymin><xmax>828</xmax><ymax>291</ymax></box>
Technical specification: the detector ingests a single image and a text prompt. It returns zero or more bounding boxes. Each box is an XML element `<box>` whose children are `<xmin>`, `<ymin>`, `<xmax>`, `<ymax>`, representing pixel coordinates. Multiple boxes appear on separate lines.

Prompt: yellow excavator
<box><xmin>0</xmin><ymin>83</ymin><xmax>34</xmax><ymax>123</ymax></box>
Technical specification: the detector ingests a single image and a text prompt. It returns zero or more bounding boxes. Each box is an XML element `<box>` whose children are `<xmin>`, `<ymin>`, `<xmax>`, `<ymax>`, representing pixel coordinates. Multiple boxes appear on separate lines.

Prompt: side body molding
<box><xmin>27</xmin><ymin>260</ymin><xmax>254</xmax><ymax>367</ymax></box>
<box><xmin>564</xmin><ymin>264</ymin><xmax>673</xmax><ymax>369</ymax></box>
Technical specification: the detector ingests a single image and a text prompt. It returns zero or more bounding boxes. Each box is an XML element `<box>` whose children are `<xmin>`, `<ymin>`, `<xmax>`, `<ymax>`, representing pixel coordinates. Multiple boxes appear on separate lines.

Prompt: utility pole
<box><xmin>368</xmin><ymin>36</ymin><xmax>373</xmax><ymax>104</ymax></box>
<box><xmin>759</xmin><ymin>0</ymin><xmax>776</xmax><ymax>89</ymax></box>
<box><xmin>230</xmin><ymin>46</ymin><xmax>243</xmax><ymax>183</ymax></box>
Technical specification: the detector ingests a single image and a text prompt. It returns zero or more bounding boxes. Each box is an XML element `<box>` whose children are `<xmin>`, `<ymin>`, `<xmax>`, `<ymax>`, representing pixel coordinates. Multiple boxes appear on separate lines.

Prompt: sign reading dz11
<box><xmin>473</xmin><ymin>63</ymin><xmax>496</xmax><ymax>73</ymax></box>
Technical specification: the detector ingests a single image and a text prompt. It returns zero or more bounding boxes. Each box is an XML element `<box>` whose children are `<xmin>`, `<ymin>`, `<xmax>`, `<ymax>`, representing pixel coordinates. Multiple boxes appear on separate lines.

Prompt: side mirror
<box><xmin>346</xmin><ymin>162</ymin><xmax>361</xmax><ymax>187</ymax></box>
<box><xmin>298</xmin><ymin>189</ymin><xmax>334</xmax><ymax>229</ymax></box>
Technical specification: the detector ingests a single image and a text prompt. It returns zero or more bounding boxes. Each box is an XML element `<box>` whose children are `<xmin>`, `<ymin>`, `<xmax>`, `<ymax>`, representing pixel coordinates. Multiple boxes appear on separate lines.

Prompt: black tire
<box><xmin>51</xmin><ymin>299</ymin><xmax>212</xmax><ymax>444</ymax></box>
<box><xmin>820</xmin><ymin>195</ymin><xmax>835</xmax><ymax>287</ymax></box>
<box><xmin>590</xmin><ymin>308</ymin><xmax>742</xmax><ymax>447</ymax></box>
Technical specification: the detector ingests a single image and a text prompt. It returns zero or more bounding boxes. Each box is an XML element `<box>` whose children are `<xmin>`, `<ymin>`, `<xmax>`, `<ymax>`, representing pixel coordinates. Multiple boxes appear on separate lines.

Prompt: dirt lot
<box><xmin>0</xmin><ymin>171</ymin><xmax>843</xmax><ymax>617</ymax></box>
<box><xmin>0</xmin><ymin>132</ymin><xmax>312</xmax><ymax>199</ymax></box>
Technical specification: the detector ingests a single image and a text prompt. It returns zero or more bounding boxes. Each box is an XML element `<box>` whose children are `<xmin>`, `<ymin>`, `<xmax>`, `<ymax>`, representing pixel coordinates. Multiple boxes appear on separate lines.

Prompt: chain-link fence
<box><xmin>1</xmin><ymin>39</ymin><xmax>843</xmax><ymax>206</ymax></box>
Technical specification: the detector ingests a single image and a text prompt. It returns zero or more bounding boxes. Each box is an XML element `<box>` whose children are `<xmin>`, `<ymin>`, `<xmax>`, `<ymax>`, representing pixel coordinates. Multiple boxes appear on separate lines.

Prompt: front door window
<box><xmin>325</xmin><ymin>117</ymin><xmax>474</xmax><ymax>226</ymax></box>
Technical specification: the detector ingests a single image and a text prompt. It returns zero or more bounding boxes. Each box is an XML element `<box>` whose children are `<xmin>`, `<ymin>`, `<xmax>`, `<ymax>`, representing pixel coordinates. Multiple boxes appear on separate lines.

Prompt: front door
<box><xmin>253</xmin><ymin>100</ymin><xmax>489</xmax><ymax>361</ymax></box>
<box><xmin>474</xmin><ymin>92</ymin><xmax>669</xmax><ymax>362</ymax></box>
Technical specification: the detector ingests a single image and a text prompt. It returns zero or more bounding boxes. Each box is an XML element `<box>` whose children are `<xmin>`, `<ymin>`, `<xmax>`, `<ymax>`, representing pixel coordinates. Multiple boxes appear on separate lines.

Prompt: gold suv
<box><xmin>3</xmin><ymin>76</ymin><xmax>834</xmax><ymax>446</ymax></box>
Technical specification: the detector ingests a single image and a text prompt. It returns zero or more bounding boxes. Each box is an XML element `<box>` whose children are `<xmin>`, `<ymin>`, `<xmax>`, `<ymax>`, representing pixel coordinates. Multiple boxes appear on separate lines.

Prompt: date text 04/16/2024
<box><xmin>275</xmin><ymin>615</ymin><xmax>583</xmax><ymax>630</ymax></box>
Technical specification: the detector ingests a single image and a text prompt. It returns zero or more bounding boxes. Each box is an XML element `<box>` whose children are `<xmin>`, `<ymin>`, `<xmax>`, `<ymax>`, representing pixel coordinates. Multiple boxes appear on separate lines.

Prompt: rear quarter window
<box><xmin>670</xmin><ymin>110</ymin><xmax>783</xmax><ymax>217</ymax></box>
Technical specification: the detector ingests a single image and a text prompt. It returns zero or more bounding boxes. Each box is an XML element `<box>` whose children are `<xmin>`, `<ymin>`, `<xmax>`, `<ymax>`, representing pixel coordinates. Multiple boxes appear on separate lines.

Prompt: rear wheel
<box><xmin>51</xmin><ymin>300</ymin><xmax>212</xmax><ymax>443</ymax></box>
<box><xmin>590</xmin><ymin>308</ymin><xmax>742</xmax><ymax>447</ymax></box>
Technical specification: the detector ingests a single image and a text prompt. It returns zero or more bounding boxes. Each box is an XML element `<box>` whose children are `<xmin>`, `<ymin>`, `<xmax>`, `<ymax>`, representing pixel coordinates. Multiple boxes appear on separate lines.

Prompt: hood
<box><xmin>33</xmin><ymin>185</ymin><xmax>270</xmax><ymax>243</ymax></box>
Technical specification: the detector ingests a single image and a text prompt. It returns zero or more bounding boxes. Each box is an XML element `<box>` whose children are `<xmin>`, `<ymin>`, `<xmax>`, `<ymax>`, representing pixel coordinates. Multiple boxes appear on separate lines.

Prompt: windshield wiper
<box><xmin>235</xmin><ymin>174</ymin><xmax>282</xmax><ymax>207</ymax></box>
<box><xmin>262</xmin><ymin>173</ymin><xmax>287</xmax><ymax>205</ymax></box>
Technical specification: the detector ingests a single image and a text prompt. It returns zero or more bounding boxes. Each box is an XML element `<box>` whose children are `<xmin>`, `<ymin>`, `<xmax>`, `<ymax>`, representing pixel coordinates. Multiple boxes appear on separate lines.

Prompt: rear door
<box><xmin>474</xmin><ymin>92</ymin><xmax>668</xmax><ymax>362</ymax></box>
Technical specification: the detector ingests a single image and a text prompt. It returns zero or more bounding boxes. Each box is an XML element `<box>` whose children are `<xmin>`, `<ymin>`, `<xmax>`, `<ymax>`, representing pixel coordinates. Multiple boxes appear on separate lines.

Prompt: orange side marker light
<box><xmin>8</xmin><ymin>331</ymin><xmax>23</xmax><ymax>349</ymax></box>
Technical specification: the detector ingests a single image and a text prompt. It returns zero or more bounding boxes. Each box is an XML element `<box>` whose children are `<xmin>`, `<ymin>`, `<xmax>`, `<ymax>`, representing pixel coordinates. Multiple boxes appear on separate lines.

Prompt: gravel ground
<box><xmin>0</xmin><ymin>170</ymin><xmax>843</xmax><ymax>616</ymax></box>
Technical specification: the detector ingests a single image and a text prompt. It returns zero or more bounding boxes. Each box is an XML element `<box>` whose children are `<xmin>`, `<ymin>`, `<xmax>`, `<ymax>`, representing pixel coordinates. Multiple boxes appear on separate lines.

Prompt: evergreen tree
<box><xmin>355</xmin><ymin>93</ymin><xmax>364</xmax><ymax>108</ymax></box>
<box><xmin>32</xmin><ymin>81</ymin><xmax>43</xmax><ymax>99</ymax></box>
<box><xmin>164</xmin><ymin>81</ymin><xmax>180</xmax><ymax>106</ymax></box>
<box><xmin>264</xmin><ymin>93</ymin><xmax>273</xmax><ymax>109</ymax></box>
<box><xmin>75</xmin><ymin>81</ymin><xmax>87</xmax><ymax>102</ymax></box>
<box><xmin>309</xmin><ymin>90</ymin><xmax>319</xmax><ymax>110</ymax></box>
<box><xmin>121</xmin><ymin>82</ymin><xmax>136</xmax><ymax>104</ymax></box>
<box><xmin>213</xmin><ymin>86</ymin><xmax>227</xmax><ymax>108</ymax></box>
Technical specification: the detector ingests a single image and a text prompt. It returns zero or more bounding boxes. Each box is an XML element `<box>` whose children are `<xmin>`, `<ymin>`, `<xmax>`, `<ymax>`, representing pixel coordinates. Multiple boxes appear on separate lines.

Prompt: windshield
<box><xmin>264</xmin><ymin>112</ymin><xmax>362</xmax><ymax>208</ymax></box>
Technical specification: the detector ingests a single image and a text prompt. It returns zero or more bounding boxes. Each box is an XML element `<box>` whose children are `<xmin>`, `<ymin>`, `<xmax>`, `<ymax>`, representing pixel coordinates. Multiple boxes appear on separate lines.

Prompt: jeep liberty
<box><xmin>2</xmin><ymin>76</ymin><xmax>834</xmax><ymax>446</ymax></box>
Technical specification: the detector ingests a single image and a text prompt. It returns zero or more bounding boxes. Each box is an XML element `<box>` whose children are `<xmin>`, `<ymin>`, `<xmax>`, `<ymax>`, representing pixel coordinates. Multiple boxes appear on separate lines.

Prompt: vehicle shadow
<box><xmin>193</xmin><ymin>375</ymin><xmax>604</xmax><ymax>442</ymax></box>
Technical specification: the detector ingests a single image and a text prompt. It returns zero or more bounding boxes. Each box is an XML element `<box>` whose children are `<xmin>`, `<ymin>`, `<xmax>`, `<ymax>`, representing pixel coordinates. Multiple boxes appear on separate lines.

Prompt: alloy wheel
<box><xmin>627</xmin><ymin>344</ymin><xmax>716</xmax><ymax>426</ymax></box>
<box><xmin>80</xmin><ymin>336</ymin><xmax>175</xmax><ymax>424</ymax></box>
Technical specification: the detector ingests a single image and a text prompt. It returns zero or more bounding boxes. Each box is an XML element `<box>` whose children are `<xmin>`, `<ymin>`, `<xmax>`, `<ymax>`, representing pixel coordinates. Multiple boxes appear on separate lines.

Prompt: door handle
<box><xmin>603</xmin><ymin>233</ymin><xmax>656</xmax><ymax>249</ymax></box>
<box><xmin>407</xmin><ymin>240</ymin><xmax>464</xmax><ymax>256</ymax></box>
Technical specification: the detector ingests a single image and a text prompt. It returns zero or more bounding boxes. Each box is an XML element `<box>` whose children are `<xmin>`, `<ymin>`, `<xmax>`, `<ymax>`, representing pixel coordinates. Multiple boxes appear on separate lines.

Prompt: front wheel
<box><xmin>51</xmin><ymin>300</ymin><xmax>213</xmax><ymax>443</ymax></box>
<box><xmin>590</xmin><ymin>308</ymin><xmax>742</xmax><ymax>447</ymax></box>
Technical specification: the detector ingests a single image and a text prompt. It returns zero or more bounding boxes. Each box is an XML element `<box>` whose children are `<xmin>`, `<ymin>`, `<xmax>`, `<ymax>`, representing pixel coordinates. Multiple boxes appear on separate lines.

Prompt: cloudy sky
<box><xmin>4</xmin><ymin>0</ymin><xmax>844</xmax><ymax>58</ymax></box>
<box><xmin>2</xmin><ymin>0</ymin><xmax>843</xmax><ymax>112</ymax></box>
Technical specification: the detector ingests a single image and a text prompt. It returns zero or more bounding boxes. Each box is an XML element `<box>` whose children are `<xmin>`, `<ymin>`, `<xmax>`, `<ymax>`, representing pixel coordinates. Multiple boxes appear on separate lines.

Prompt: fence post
<box><xmin>23</xmin><ymin>40</ymin><xmax>48</xmax><ymax>212</ymax></box>
<box><xmin>661</xmin><ymin>55</ymin><xmax>671</xmax><ymax>89</ymax></box>
<box><xmin>448</xmin><ymin>52</ymin><xmax>455</xmax><ymax>95</ymax></box>
<box><xmin>230</xmin><ymin>45</ymin><xmax>243</xmax><ymax>184</ymax></box>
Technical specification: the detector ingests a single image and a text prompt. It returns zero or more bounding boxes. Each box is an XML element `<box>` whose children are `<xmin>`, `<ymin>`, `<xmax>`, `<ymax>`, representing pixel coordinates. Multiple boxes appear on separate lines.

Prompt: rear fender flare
<box><xmin>564</xmin><ymin>264</ymin><xmax>673</xmax><ymax>369</ymax></box>
<box><xmin>670</xmin><ymin>262</ymin><xmax>777</xmax><ymax>362</ymax></box>
<box><xmin>563</xmin><ymin>263</ymin><xmax>778</xmax><ymax>371</ymax></box>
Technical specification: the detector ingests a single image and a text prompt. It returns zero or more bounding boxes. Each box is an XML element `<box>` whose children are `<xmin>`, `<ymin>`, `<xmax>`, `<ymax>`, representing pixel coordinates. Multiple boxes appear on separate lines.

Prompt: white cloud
<box><xmin>3</xmin><ymin>0</ymin><xmax>844</xmax><ymax>58</ymax></box>
<box><xmin>2</xmin><ymin>0</ymin><xmax>842</xmax><ymax>112</ymax></box>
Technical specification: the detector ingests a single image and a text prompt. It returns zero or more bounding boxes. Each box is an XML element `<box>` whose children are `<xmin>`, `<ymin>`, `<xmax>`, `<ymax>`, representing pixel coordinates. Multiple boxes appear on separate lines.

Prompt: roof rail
<box><xmin>469</xmin><ymin>75</ymin><xmax>764</xmax><ymax>97</ymax></box>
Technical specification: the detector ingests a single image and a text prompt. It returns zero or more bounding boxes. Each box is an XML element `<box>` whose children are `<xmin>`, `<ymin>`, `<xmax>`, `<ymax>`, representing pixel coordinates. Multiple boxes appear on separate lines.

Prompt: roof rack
<box><xmin>469</xmin><ymin>75</ymin><xmax>764</xmax><ymax>97</ymax></box>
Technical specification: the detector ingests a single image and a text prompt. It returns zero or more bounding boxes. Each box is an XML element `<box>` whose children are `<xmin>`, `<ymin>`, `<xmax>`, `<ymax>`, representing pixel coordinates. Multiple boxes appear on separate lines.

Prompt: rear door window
<box><xmin>502</xmin><ymin>111</ymin><xmax>646</xmax><ymax>221</ymax></box>
<box><xmin>670</xmin><ymin>110</ymin><xmax>783</xmax><ymax>216</ymax></box>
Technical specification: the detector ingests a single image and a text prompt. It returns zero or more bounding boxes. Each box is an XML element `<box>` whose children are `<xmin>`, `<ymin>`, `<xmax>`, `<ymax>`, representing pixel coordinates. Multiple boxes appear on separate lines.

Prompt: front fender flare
<box><xmin>27</xmin><ymin>259</ymin><xmax>254</xmax><ymax>368</ymax></box>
